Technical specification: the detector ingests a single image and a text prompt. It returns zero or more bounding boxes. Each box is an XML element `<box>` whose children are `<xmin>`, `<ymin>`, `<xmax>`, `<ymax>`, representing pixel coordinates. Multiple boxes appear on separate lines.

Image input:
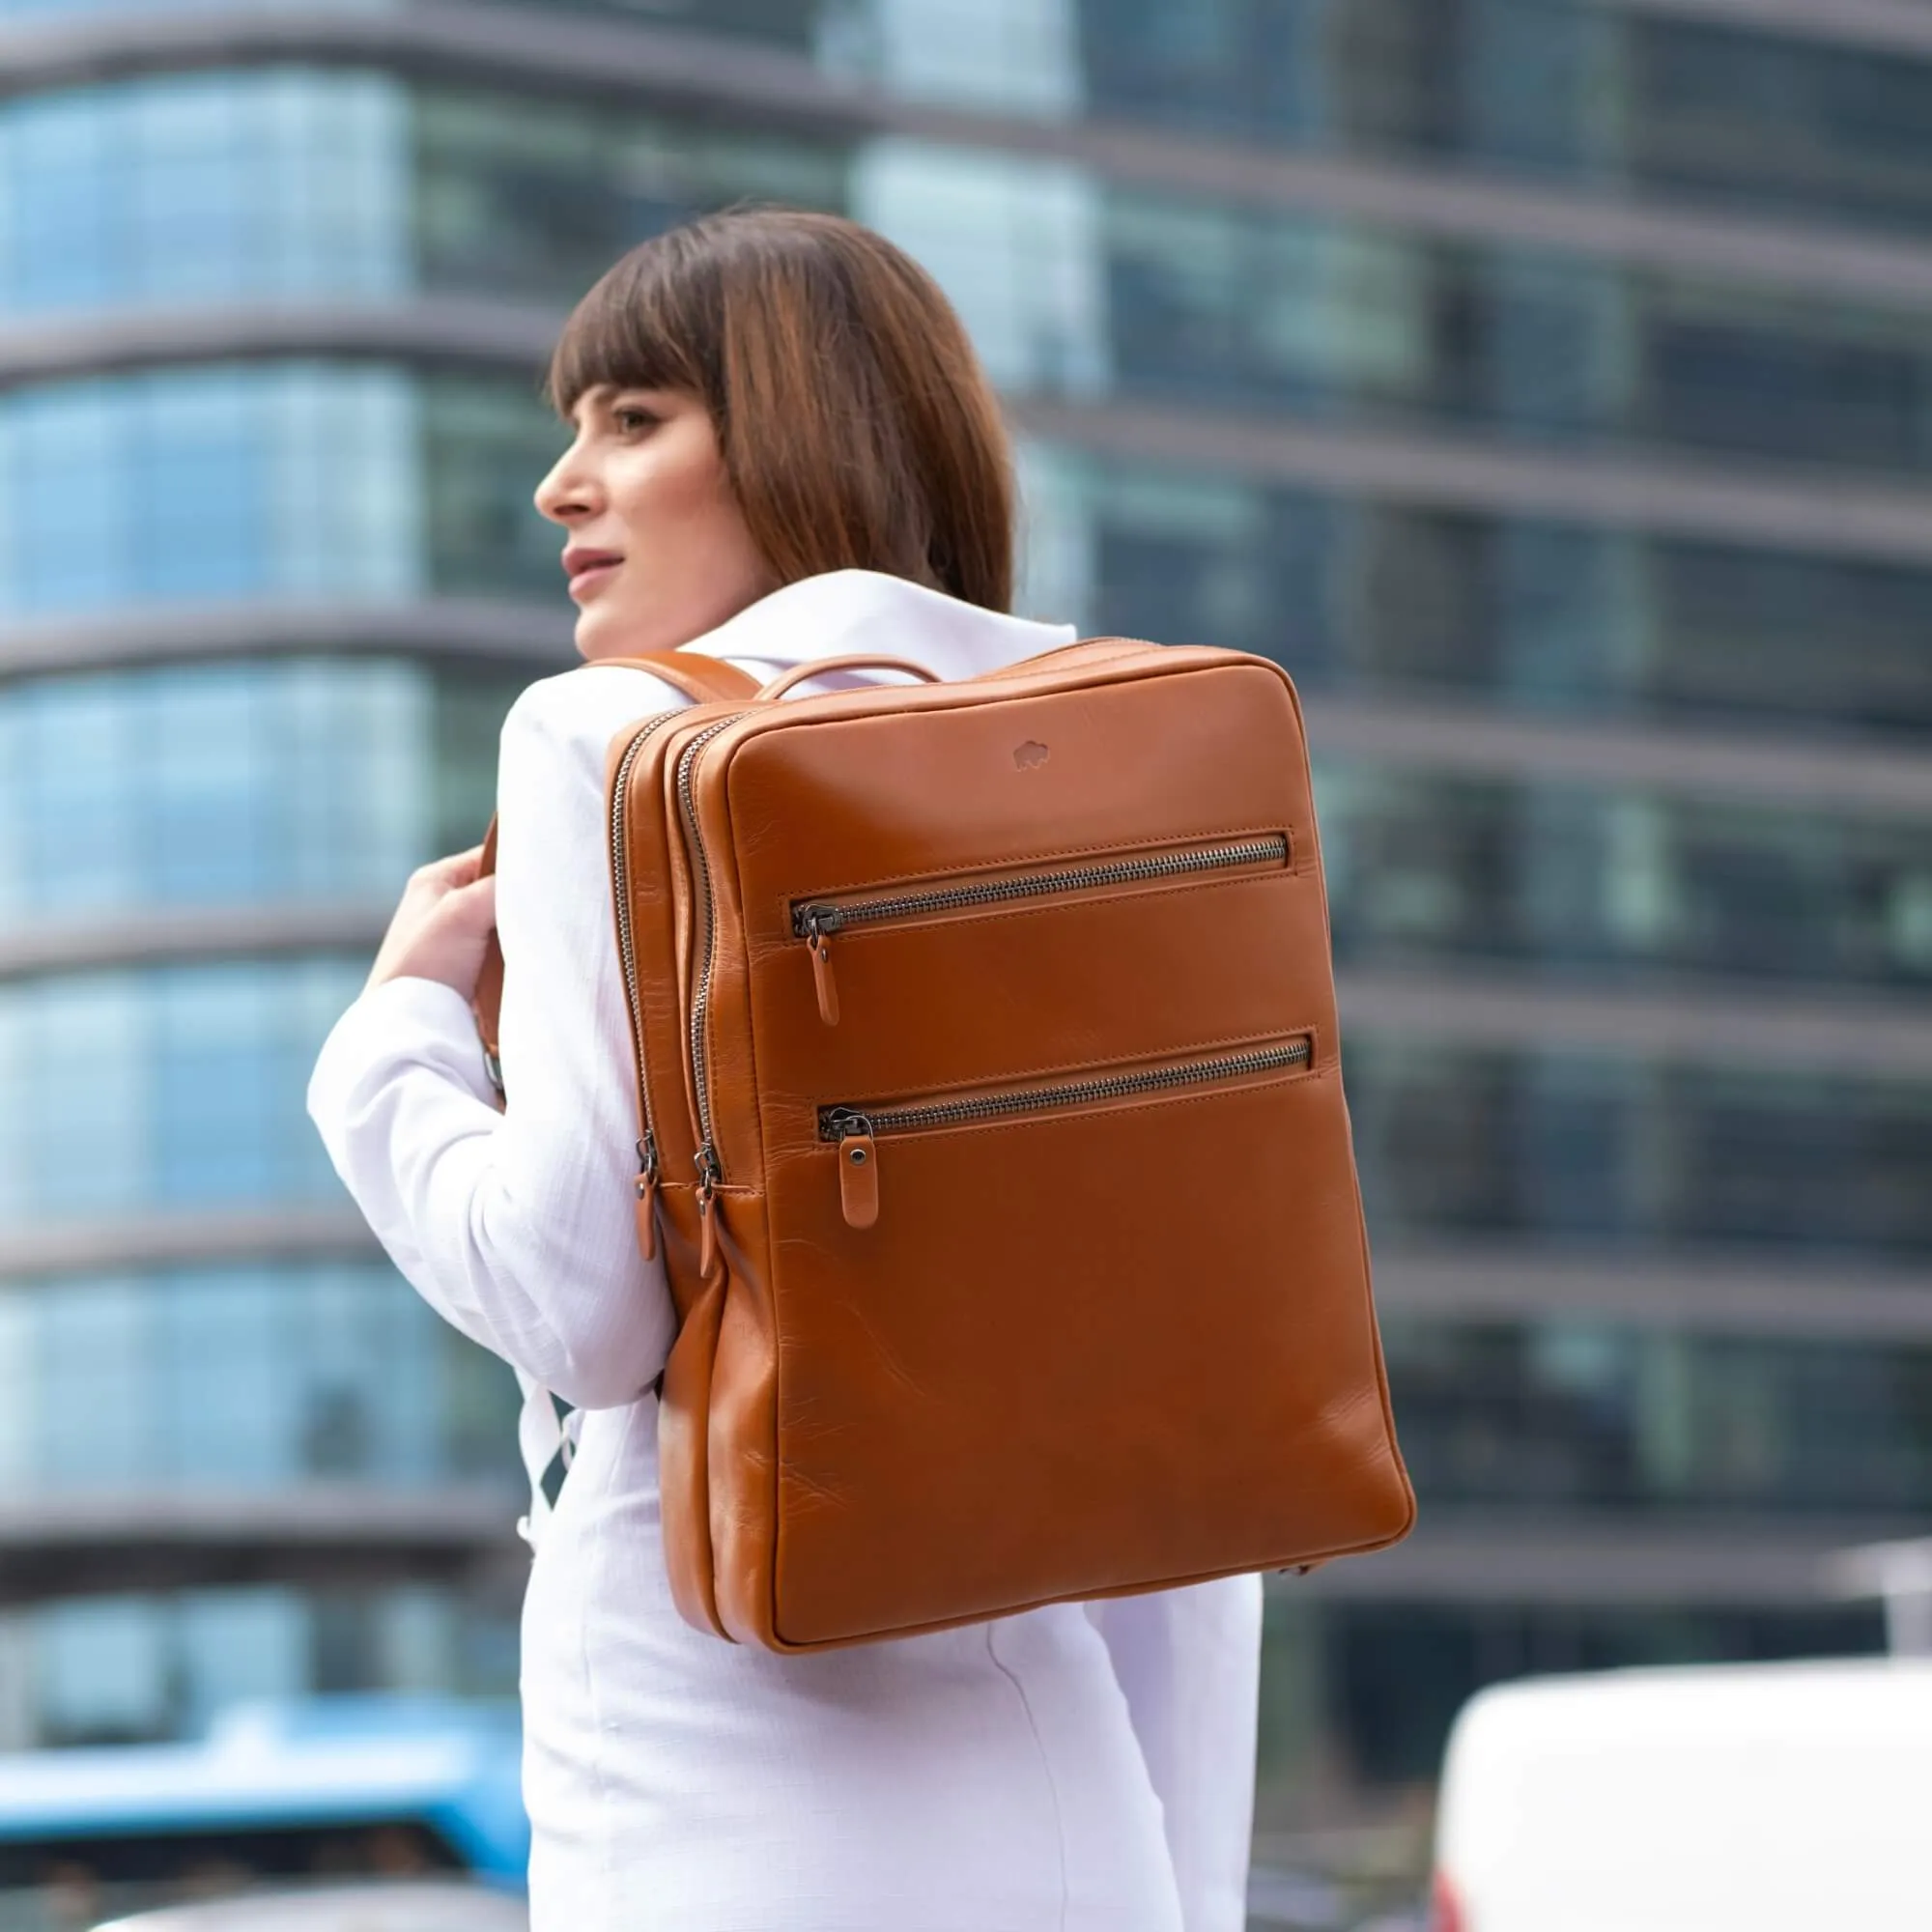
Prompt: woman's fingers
<box><xmin>441</xmin><ymin>873</ymin><xmax>497</xmax><ymax>935</ymax></box>
<box><xmin>362</xmin><ymin>848</ymin><xmax>496</xmax><ymax>998</ymax></box>
<box><xmin>411</xmin><ymin>875</ymin><xmax>497</xmax><ymax>993</ymax></box>
<box><xmin>415</xmin><ymin>844</ymin><xmax>488</xmax><ymax>888</ymax></box>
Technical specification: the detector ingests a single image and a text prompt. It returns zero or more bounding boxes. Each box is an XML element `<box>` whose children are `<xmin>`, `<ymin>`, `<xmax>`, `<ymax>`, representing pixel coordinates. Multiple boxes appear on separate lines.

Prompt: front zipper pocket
<box><xmin>818</xmin><ymin>1034</ymin><xmax>1313</xmax><ymax>1228</ymax></box>
<box><xmin>790</xmin><ymin>832</ymin><xmax>1290</xmax><ymax>1026</ymax></box>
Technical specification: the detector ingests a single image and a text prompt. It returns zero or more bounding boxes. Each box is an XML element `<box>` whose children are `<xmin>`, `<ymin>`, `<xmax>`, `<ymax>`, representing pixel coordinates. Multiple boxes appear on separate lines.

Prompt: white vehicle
<box><xmin>1431</xmin><ymin>1658</ymin><xmax>1932</xmax><ymax>1931</ymax></box>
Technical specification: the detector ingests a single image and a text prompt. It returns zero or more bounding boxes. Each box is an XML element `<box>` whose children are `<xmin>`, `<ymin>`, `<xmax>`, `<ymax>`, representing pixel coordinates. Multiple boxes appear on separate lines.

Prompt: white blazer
<box><xmin>307</xmin><ymin>569</ymin><xmax>1262</xmax><ymax>1932</ymax></box>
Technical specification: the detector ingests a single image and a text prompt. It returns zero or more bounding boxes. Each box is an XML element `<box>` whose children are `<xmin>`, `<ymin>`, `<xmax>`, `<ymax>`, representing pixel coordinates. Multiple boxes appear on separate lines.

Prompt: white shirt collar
<box><xmin>674</xmin><ymin>568</ymin><xmax>1078</xmax><ymax>681</ymax></box>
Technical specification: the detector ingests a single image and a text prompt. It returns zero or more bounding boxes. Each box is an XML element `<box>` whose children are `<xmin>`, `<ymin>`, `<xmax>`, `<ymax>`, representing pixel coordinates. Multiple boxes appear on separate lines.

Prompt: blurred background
<box><xmin>2</xmin><ymin>0</ymin><xmax>1930</xmax><ymax>1923</ymax></box>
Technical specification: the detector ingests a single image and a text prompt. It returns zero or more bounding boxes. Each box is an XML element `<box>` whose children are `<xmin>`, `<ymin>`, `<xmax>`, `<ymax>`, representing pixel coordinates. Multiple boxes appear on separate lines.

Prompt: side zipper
<box><xmin>676</xmin><ymin>714</ymin><xmax>749</xmax><ymax>1279</ymax></box>
<box><xmin>819</xmin><ymin>1035</ymin><xmax>1313</xmax><ymax>1228</ymax></box>
<box><xmin>609</xmin><ymin>707</ymin><xmax>688</xmax><ymax>1262</ymax></box>
<box><xmin>792</xmin><ymin>833</ymin><xmax>1289</xmax><ymax>1027</ymax></box>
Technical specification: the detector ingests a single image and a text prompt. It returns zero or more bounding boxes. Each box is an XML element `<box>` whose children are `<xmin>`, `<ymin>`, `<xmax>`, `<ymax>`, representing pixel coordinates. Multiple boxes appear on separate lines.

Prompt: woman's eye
<box><xmin>612</xmin><ymin>406</ymin><xmax>659</xmax><ymax>435</ymax></box>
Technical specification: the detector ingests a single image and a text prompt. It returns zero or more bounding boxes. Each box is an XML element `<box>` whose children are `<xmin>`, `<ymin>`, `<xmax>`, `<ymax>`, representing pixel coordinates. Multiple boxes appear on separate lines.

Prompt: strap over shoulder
<box><xmin>598</xmin><ymin>651</ymin><xmax>760</xmax><ymax>706</ymax></box>
<box><xmin>469</xmin><ymin>650</ymin><xmax>761</xmax><ymax>1103</ymax></box>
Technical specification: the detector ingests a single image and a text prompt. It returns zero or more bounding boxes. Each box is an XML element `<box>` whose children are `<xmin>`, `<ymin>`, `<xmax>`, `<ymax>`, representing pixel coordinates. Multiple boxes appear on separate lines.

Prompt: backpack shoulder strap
<box><xmin>596</xmin><ymin>650</ymin><xmax>761</xmax><ymax>705</ymax></box>
<box><xmin>468</xmin><ymin>650</ymin><xmax>760</xmax><ymax>1103</ymax></box>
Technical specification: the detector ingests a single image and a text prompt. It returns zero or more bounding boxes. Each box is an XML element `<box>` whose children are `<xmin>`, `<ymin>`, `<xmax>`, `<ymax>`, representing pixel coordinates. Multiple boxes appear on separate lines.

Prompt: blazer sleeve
<box><xmin>1087</xmin><ymin>1572</ymin><xmax>1264</xmax><ymax>1932</ymax></box>
<box><xmin>305</xmin><ymin>667</ymin><xmax>679</xmax><ymax>1408</ymax></box>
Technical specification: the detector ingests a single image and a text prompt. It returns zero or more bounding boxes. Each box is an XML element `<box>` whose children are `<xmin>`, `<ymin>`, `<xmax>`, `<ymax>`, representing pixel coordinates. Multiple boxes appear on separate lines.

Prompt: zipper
<box><xmin>676</xmin><ymin>713</ymin><xmax>749</xmax><ymax>1278</ymax></box>
<box><xmin>818</xmin><ymin>1035</ymin><xmax>1313</xmax><ymax>1228</ymax></box>
<box><xmin>791</xmin><ymin>832</ymin><xmax>1290</xmax><ymax>1027</ymax></box>
<box><xmin>609</xmin><ymin>709</ymin><xmax>686</xmax><ymax>1261</ymax></box>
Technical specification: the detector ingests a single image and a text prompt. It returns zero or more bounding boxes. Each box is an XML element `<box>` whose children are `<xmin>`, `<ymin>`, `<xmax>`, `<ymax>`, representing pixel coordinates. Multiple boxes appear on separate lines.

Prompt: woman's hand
<box><xmin>364</xmin><ymin>845</ymin><xmax>498</xmax><ymax>1000</ymax></box>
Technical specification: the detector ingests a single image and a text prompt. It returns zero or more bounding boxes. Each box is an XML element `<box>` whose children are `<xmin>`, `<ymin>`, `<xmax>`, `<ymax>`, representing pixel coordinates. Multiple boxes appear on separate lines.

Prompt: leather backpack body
<box><xmin>476</xmin><ymin>637</ymin><xmax>1414</xmax><ymax>1652</ymax></box>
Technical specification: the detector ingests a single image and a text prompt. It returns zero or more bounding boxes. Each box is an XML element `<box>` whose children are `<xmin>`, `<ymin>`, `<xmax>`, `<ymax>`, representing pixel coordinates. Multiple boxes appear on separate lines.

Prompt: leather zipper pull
<box><xmin>696</xmin><ymin>1145</ymin><xmax>724</xmax><ymax>1281</ymax></box>
<box><xmin>836</xmin><ymin>1117</ymin><xmax>879</xmax><ymax>1229</ymax></box>
<box><xmin>803</xmin><ymin>909</ymin><xmax>840</xmax><ymax>1026</ymax></box>
<box><xmin>698</xmin><ymin>1192</ymin><xmax>720</xmax><ymax>1281</ymax></box>
<box><xmin>633</xmin><ymin>1135</ymin><xmax>660</xmax><ymax>1263</ymax></box>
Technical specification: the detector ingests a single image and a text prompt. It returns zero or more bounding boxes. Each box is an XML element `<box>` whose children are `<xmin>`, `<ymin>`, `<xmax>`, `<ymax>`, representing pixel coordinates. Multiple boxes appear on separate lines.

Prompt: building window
<box><xmin>0</xmin><ymin>959</ymin><xmax>375</xmax><ymax>1219</ymax></box>
<box><xmin>0</xmin><ymin>1261</ymin><xmax>520</xmax><ymax>1492</ymax></box>
<box><xmin>1036</xmin><ymin>445</ymin><xmax>1932</xmax><ymax>730</ymax></box>
<box><xmin>1381</xmin><ymin>1318</ymin><xmax>1932</xmax><ymax>1515</ymax></box>
<box><xmin>0</xmin><ymin>659</ymin><xmax>526</xmax><ymax>922</ymax></box>
<box><xmin>0</xmin><ymin>365</ymin><xmax>568</xmax><ymax>617</ymax></box>
<box><xmin>1316</xmin><ymin>762</ymin><xmax>1932</xmax><ymax>991</ymax></box>
<box><xmin>1346</xmin><ymin>1042</ymin><xmax>1932</xmax><ymax>1258</ymax></box>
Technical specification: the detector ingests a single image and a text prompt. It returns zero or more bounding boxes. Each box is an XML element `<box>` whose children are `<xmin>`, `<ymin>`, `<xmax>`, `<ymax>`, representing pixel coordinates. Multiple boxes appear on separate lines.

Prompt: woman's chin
<box><xmin>573</xmin><ymin>599</ymin><xmax>644</xmax><ymax>663</ymax></box>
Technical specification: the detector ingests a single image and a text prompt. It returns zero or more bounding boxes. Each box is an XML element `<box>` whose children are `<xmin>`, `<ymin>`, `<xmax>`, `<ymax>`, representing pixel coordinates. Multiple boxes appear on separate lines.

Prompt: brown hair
<box><xmin>546</xmin><ymin>207</ymin><xmax>1015</xmax><ymax>613</ymax></box>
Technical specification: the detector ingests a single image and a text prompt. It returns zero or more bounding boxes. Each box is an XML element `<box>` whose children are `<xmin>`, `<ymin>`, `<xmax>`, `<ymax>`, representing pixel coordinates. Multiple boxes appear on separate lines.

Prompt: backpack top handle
<box><xmin>754</xmin><ymin>655</ymin><xmax>942</xmax><ymax>702</ymax></box>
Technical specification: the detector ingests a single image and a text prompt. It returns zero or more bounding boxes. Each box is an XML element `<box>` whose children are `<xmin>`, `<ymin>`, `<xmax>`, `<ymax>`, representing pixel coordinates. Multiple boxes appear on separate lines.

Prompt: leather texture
<box><xmin>497</xmin><ymin>638</ymin><xmax>1414</xmax><ymax>1650</ymax></box>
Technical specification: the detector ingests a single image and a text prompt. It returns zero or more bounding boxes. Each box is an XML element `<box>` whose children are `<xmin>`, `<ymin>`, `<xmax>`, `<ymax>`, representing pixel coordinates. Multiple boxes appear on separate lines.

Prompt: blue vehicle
<box><xmin>0</xmin><ymin>1698</ymin><xmax>526</xmax><ymax>1927</ymax></box>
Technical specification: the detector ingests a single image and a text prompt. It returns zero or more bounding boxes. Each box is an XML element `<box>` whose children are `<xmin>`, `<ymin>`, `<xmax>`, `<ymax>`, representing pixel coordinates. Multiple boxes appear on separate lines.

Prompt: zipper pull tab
<box><xmin>633</xmin><ymin>1133</ymin><xmax>660</xmax><ymax>1263</ymax></box>
<box><xmin>696</xmin><ymin>1144</ymin><xmax>724</xmax><ymax>1281</ymax></box>
<box><xmin>802</xmin><ymin>908</ymin><xmax>840</xmax><ymax>1026</ymax></box>
<box><xmin>833</xmin><ymin>1113</ymin><xmax>879</xmax><ymax>1229</ymax></box>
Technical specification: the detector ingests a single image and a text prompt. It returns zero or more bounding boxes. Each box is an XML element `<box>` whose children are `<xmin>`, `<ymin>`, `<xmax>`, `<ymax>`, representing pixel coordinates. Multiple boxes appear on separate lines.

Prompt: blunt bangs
<box><xmin>544</xmin><ymin>237</ymin><xmax>716</xmax><ymax>417</ymax></box>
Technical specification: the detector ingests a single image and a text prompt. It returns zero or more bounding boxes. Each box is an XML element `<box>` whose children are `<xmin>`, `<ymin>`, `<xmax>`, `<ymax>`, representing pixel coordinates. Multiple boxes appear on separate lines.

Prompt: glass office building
<box><xmin>2</xmin><ymin>0</ymin><xmax>1926</xmax><ymax>1857</ymax></box>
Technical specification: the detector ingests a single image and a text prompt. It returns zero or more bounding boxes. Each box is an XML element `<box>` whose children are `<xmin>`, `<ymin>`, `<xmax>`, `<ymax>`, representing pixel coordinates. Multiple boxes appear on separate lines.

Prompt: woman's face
<box><xmin>534</xmin><ymin>383</ymin><xmax>780</xmax><ymax>661</ymax></box>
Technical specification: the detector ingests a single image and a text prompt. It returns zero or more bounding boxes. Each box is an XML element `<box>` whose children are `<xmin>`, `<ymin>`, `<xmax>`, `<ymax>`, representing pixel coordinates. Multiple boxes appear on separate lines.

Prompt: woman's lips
<box><xmin>567</xmin><ymin>557</ymin><xmax>622</xmax><ymax>600</ymax></box>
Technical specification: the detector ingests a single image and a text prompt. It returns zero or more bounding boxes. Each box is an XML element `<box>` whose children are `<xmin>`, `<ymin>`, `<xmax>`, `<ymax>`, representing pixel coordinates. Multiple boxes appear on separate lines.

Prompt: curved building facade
<box><xmin>3</xmin><ymin>0</ymin><xmax>1930</xmax><ymax>1875</ymax></box>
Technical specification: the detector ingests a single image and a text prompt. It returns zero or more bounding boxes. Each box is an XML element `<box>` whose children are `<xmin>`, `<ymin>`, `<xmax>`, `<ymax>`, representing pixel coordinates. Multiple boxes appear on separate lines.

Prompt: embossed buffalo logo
<box><xmin>1013</xmin><ymin>740</ymin><xmax>1050</xmax><ymax>770</ymax></box>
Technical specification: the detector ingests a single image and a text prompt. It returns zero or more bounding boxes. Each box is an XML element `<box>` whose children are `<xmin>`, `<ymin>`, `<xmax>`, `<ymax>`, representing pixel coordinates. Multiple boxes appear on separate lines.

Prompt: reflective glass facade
<box><xmin>0</xmin><ymin>70</ymin><xmax>411</xmax><ymax>311</ymax></box>
<box><xmin>1318</xmin><ymin>764</ymin><xmax>1932</xmax><ymax>990</ymax></box>
<box><xmin>3</xmin><ymin>0</ymin><xmax>1929</xmax><ymax>1867</ymax></box>
<box><xmin>0</xmin><ymin>660</ymin><xmax>523</xmax><ymax>919</ymax></box>
<box><xmin>1039</xmin><ymin>451</ymin><xmax>1932</xmax><ymax>731</ymax></box>
<box><xmin>577</xmin><ymin>0</ymin><xmax>1932</xmax><ymax>242</ymax></box>
<box><xmin>1099</xmin><ymin>198</ymin><xmax>1932</xmax><ymax>473</ymax></box>
<box><xmin>0</xmin><ymin>367</ymin><xmax>564</xmax><ymax>616</ymax></box>
<box><xmin>0</xmin><ymin>960</ymin><xmax>368</xmax><ymax>1221</ymax></box>
<box><xmin>0</xmin><ymin>49</ymin><xmax>558</xmax><ymax>1749</ymax></box>
<box><xmin>1385</xmin><ymin>1318</ymin><xmax>1932</xmax><ymax>1516</ymax></box>
<box><xmin>412</xmin><ymin>86</ymin><xmax>845</xmax><ymax>301</ymax></box>
<box><xmin>15</xmin><ymin>354</ymin><xmax>1932</xmax><ymax>729</ymax></box>
<box><xmin>1349</xmin><ymin>1042</ymin><xmax>1932</xmax><ymax>1258</ymax></box>
<box><xmin>1074</xmin><ymin>0</ymin><xmax>1932</xmax><ymax>236</ymax></box>
<box><xmin>11</xmin><ymin>2</ymin><xmax>1932</xmax><ymax>245</ymax></box>
<box><xmin>15</xmin><ymin>71</ymin><xmax>1932</xmax><ymax>489</ymax></box>
<box><xmin>0</xmin><ymin>72</ymin><xmax>847</xmax><ymax>314</ymax></box>
<box><xmin>0</xmin><ymin>1263</ymin><xmax>518</xmax><ymax>1492</ymax></box>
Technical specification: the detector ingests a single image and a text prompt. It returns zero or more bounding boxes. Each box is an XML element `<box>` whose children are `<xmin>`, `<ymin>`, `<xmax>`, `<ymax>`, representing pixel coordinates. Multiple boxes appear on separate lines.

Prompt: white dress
<box><xmin>306</xmin><ymin>569</ymin><xmax>1263</xmax><ymax>1932</ymax></box>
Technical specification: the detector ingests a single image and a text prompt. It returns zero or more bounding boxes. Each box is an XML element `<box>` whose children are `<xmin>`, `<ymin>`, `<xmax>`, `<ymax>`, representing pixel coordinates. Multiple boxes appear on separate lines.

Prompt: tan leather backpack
<box><xmin>475</xmin><ymin>638</ymin><xmax>1414</xmax><ymax>1652</ymax></box>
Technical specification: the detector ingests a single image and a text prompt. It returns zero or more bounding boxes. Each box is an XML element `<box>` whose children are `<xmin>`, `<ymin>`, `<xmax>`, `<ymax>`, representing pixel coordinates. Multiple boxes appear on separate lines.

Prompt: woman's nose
<box><xmin>534</xmin><ymin>446</ymin><xmax>600</xmax><ymax>525</ymax></box>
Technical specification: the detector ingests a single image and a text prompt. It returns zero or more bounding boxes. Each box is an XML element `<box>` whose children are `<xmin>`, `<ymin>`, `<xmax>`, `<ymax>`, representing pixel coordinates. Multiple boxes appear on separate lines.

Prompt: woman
<box><xmin>306</xmin><ymin>208</ymin><xmax>1262</xmax><ymax>1932</ymax></box>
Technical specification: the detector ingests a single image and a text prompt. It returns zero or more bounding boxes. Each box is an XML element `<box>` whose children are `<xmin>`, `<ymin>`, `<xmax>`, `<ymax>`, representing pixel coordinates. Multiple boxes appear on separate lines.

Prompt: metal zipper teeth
<box><xmin>791</xmin><ymin>833</ymin><xmax>1289</xmax><ymax>937</ymax></box>
<box><xmin>676</xmin><ymin>714</ymin><xmax>749</xmax><ymax>1175</ymax></box>
<box><xmin>609</xmin><ymin>711</ymin><xmax>683</xmax><ymax>1162</ymax></box>
<box><xmin>819</xmin><ymin>1037</ymin><xmax>1312</xmax><ymax>1141</ymax></box>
